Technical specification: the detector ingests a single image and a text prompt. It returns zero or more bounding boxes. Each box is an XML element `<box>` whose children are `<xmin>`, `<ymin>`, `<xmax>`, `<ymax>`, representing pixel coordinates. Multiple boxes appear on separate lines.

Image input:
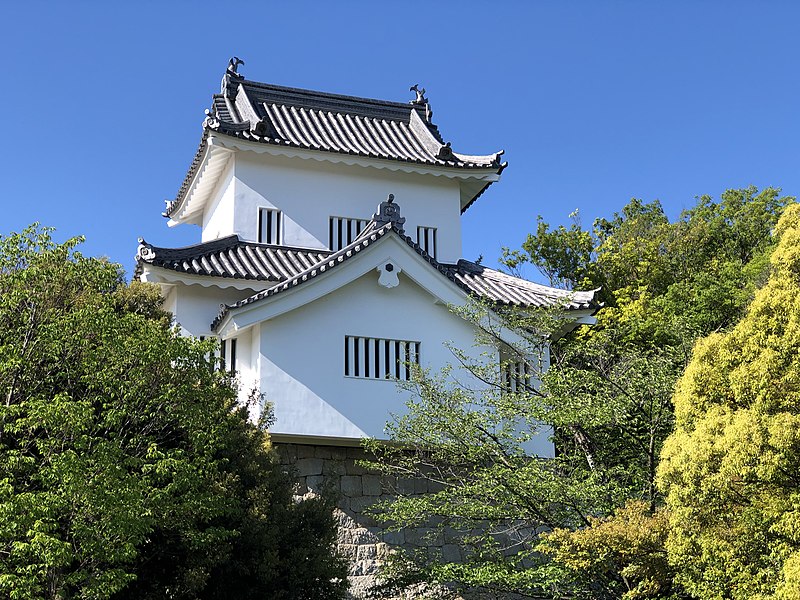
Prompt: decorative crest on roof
<box><xmin>410</xmin><ymin>84</ymin><xmax>432</xmax><ymax>122</ymax></box>
<box><xmin>436</xmin><ymin>142</ymin><xmax>455</xmax><ymax>162</ymax></box>
<box><xmin>372</xmin><ymin>194</ymin><xmax>405</xmax><ymax>234</ymax></box>
<box><xmin>203</xmin><ymin>108</ymin><xmax>220</xmax><ymax>130</ymax></box>
<box><xmin>409</xmin><ymin>84</ymin><xmax>427</xmax><ymax>105</ymax></box>
<box><xmin>222</xmin><ymin>56</ymin><xmax>245</xmax><ymax>99</ymax></box>
<box><xmin>227</xmin><ymin>57</ymin><xmax>245</xmax><ymax>78</ymax></box>
<box><xmin>136</xmin><ymin>238</ymin><xmax>156</xmax><ymax>262</ymax></box>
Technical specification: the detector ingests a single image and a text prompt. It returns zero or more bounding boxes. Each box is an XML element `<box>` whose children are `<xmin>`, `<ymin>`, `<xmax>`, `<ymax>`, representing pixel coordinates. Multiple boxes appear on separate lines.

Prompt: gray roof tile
<box><xmin>165</xmin><ymin>70</ymin><xmax>506</xmax><ymax>219</ymax></box>
<box><xmin>136</xmin><ymin>230</ymin><xmax>596</xmax><ymax>334</ymax></box>
<box><xmin>135</xmin><ymin>235</ymin><xmax>330</xmax><ymax>281</ymax></box>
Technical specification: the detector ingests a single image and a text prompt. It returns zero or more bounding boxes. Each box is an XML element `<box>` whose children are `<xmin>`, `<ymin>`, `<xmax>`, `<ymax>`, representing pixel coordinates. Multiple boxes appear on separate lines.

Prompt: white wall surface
<box><xmin>171</xmin><ymin>283</ymin><xmax>259</xmax><ymax>338</ymax></box>
<box><xmin>202</xmin><ymin>152</ymin><xmax>465</xmax><ymax>263</ymax></box>
<box><xmin>201</xmin><ymin>158</ymin><xmax>235</xmax><ymax>242</ymax></box>
<box><xmin>256</xmin><ymin>269</ymin><xmax>554</xmax><ymax>457</ymax></box>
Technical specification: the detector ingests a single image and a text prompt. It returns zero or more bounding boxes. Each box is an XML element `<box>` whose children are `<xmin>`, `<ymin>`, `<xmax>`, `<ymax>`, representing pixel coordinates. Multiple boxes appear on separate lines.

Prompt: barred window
<box><xmin>330</xmin><ymin>216</ymin><xmax>369</xmax><ymax>251</ymax></box>
<box><xmin>344</xmin><ymin>336</ymin><xmax>420</xmax><ymax>380</ymax></box>
<box><xmin>219</xmin><ymin>337</ymin><xmax>237</xmax><ymax>374</ymax></box>
<box><xmin>258</xmin><ymin>208</ymin><xmax>282</xmax><ymax>244</ymax></box>
<box><xmin>502</xmin><ymin>359</ymin><xmax>531</xmax><ymax>393</ymax></box>
<box><xmin>416</xmin><ymin>226</ymin><xmax>437</xmax><ymax>259</ymax></box>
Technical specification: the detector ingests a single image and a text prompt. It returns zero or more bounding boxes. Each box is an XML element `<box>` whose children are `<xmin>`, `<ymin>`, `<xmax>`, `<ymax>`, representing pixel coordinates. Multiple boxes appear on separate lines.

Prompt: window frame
<box><xmin>258</xmin><ymin>207</ymin><xmax>282</xmax><ymax>245</ymax></box>
<box><xmin>329</xmin><ymin>216</ymin><xmax>369</xmax><ymax>251</ymax></box>
<box><xmin>344</xmin><ymin>335</ymin><xmax>421</xmax><ymax>381</ymax></box>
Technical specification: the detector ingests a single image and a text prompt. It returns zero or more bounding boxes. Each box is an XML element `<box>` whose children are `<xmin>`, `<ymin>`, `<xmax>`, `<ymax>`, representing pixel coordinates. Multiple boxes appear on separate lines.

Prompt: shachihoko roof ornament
<box><xmin>409</xmin><ymin>84</ymin><xmax>432</xmax><ymax>122</ymax></box>
<box><xmin>222</xmin><ymin>56</ymin><xmax>245</xmax><ymax>99</ymax></box>
<box><xmin>164</xmin><ymin>61</ymin><xmax>507</xmax><ymax>220</ymax></box>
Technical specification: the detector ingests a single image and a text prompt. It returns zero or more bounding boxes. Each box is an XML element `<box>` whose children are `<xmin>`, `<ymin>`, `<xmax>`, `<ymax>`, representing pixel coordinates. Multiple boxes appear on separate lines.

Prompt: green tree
<box><xmin>366</xmin><ymin>187</ymin><xmax>791</xmax><ymax>599</ymax></box>
<box><xmin>0</xmin><ymin>226</ymin><xmax>347</xmax><ymax>599</ymax></box>
<box><xmin>363</xmin><ymin>302</ymin><xmax>616</xmax><ymax>599</ymax></box>
<box><xmin>539</xmin><ymin>501</ymin><xmax>675</xmax><ymax>600</ymax></box>
<box><xmin>658</xmin><ymin>202</ymin><xmax>800</xmax><ymax>599</ymax></box>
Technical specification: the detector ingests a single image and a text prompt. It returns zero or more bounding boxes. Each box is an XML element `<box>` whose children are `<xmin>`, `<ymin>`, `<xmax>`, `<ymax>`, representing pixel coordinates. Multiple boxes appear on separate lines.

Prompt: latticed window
<box><xmin>344</xmin><ymin>336</ymin><xmax>420</xmax><ymax>380</ymax></box>
<box><xmin>416</xmin><ymin>226</ymin><xmax>437</xmax><ymax>259</ymax></box>
<box><xmin>219</xmin><ymin>337</ymin><xmax>238</xmax><ymax>374</ymax></box>
<box><xmin>502</xmin><ymin>359</ymin><xmax>532</xmax><ymax>393</ymax></box>
<box><xmin>258</xmin><ymin>208</ymin><xmax>282</xmax><ymax>244</ymax></box>
<box><xmin>329</xmin><ymin>216</ymin><xmax>369</xmax><ymax>251</ymax></box>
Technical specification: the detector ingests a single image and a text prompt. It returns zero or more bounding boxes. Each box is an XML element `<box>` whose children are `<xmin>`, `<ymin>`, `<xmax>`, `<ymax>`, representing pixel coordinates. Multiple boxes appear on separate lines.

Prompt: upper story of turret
<box><xmin>162</xmin><ymin>59</ymin><xmax>507</xmax><ymax>265</ymax></box>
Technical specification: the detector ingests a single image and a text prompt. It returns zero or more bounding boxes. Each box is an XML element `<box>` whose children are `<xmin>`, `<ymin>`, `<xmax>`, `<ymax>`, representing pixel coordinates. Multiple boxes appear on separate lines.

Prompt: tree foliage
<box><xmin>0</xmin><ymin>226</ymin><xmax>347</xmax><ymax>599</ymax></box>
<box><xmin>363</xmin><ymin>303</ymin><xmax>613</xmax><ymax>598</ymax></box>
<box><xmin>367</xmin><ymin>187</ymin><xmax>793</xmax><ymax>599</ymax></box>
<box><xmin>658</xmin><ymin>203</ymin><xmax>800</xmax><ymax>599</ymax></box>
<box><xmin>539</xmin><ymin>501</ymin><xmax>675</xmax><ymax>600</ymax></box>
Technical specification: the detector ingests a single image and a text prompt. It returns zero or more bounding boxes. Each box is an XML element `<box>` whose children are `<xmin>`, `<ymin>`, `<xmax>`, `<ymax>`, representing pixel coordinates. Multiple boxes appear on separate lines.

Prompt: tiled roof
<box><xmin>210</xmin><ymin>80</ymin><xmax>503</xmax><ymax>169</ymax></box>
<box><xmin>137</xmin><ymin>232</ymin><xmax>596</xmax><ymax>333</ymax></box>
<box><xmin>191</xmin><ymin>239</ymin><xmax>596</xmax><ymax>333</ymax></box>
<box><xmin>443</xmin><ymin>261</ymin><xmax>596</xmax><ymax>309</ymax></box>
<box><xmin>138</xmin><ymin>204</ymin><xmax>596</xmax><ymax>331</ymax></box>
<box><xmin>165</xmin><ymin>66</ymin><xmax>506</xmax><ymax>218</ymax></box>
<box><xmin>135</xmin><ymin>235</ymin><xmax>331</xmax><ymax>281</ymax></box>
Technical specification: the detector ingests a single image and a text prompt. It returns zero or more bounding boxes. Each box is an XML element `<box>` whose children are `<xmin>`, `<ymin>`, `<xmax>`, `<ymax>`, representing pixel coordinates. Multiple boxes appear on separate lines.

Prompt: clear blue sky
<box><xmin>2</xmin><ymin>1</ymin><xmax>799</xmax><ymax>282</ymax></box>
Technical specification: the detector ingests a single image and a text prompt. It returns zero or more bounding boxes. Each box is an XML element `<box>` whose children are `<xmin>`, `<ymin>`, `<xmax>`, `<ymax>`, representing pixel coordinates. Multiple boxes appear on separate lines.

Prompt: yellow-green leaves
<box><xmin>659</xmin><ymin>204</ymin><xmax>800</xmax><ymax>599</ymax></box>
<box><xmin>539</xmin><ymin>501</ymin><xmax>673</xmax><ymax>600</ymax></box>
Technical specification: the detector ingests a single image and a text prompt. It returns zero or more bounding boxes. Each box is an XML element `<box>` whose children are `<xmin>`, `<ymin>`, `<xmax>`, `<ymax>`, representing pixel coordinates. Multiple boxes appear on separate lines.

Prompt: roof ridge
<box><xmin>239</xmin><ymin>79</ymin><xmax>423</xmax><ymax>111</ymax></box>
<box><xmin>207</xmin><ymin>220</ymin><xmax>599</xmax><ymax>332</ymax></box>
<box><xmin>165</xmin><ymin>63</ymin><xmax>506</xmax><ymax>221</ymax></box>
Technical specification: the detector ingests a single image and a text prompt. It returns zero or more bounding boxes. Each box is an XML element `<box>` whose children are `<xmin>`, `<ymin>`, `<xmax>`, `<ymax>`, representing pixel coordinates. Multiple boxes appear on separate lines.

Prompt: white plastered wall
<box><xmin>170</xmin><ymin>283</ymin><xmax>259</xmax><ymax>338</ymax></box>
<box><xmin>201</xmin><ymin>158</ymin><xmax>236</xmax><ymax>242</ymax></box>
<box><xmin>255</xmin><ymin>270</ymin><xmax>554</xmax><ymax>456</ymax></box>
<box><xmin>203</xmin><ymin>152</ymin><xmax>464</xmax><ymax>263</ymax></box>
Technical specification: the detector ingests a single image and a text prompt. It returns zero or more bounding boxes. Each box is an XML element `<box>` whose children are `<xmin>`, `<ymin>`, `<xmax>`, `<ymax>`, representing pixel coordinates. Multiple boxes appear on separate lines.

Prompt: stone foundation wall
<box><xmin>275</xmin><ymin>443</ymin><xmax>462</xmax><ymax>599</ymax></box>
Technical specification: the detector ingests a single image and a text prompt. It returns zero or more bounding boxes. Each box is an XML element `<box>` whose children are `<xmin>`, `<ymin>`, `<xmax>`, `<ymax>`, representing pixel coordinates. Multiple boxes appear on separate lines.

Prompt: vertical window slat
<box><xmin>329</xmin><ymin>217</ymin><xmax>369</xmax><ymax>251</ymax></box>
<box><xmin>354</xmin><ymin>337</ymin><xmax>360</xmax><ymax>377</ymax></box>
<box><xmin>344</xmin><ymin>336</ymin><xmax>420</xmax><ymax>380</ymax></box>
<box><xmin>344</xmin><ymin>336</ymin><xmax>350</xmax><ymax>376</ymax></box>
<box><xmin>364</xmin><ymin>338</ymin><xmax>370</xmax><ymax>378</ymax></box>
<box><xmin>394</xmin><ymin>342</ymin><xmax>403</xmax><ymax>379</ymax></box>
<box><xmin>259</xmin><ymin>208</ymin><xmax>281</xmax><ymax>244</ymax></box>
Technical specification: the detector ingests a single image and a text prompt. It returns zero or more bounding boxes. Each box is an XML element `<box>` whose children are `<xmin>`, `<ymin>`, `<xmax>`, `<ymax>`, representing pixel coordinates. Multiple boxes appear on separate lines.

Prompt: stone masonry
<box><xmin>275</xmin><ymin>443</ymin><xmax>465</xmax><ymax>599</ymax></box>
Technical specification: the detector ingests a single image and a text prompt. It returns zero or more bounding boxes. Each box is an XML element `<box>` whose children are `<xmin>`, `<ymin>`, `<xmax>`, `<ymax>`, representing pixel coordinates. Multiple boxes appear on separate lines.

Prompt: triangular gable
<box><xmin>214</xmin><ymin>226</ymin><xmax>469</xmax><ymax>335</ymax></box>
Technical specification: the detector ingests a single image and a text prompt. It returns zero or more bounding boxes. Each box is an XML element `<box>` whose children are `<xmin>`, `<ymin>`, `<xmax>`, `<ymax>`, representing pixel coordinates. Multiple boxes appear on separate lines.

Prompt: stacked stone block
<box><xmin>276</xmin><ymin>443</ymin><xmax>463</xmax><ymax>599</ymax></box>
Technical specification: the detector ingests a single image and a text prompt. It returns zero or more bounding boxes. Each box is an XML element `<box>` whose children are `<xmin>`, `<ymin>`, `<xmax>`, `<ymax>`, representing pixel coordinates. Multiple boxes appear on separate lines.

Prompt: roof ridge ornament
<box><xmin>410</xmin><ymin>84</ymin><xmax>433</xmax><ymax>122</ymax></box>
<box><xmin>436</xmin><ymin>141</ymin><xmax>455</xmax><ymax>162</ymax></box>
<box><xmin>372</xmin><ymin>194</ymin><xmax>405</xmax><ymax>235</ymax></box>
<box><xmin>222</xmin><ymin>56</ymin><xmax>245</xmax><ymax>99</ymax></box>
<box><xmin>203</xmin><ymin>108</ymin><xmax>221</xmax><ymax>130</ymax></box>
<box><xmin>227</xmin><ymin>57</ymin><xmax>245</xmax><ymax>79</ymax></box>
<box><xmin>136</xmin><ymin>238</ymin><xmax>156</xmax><ymax>262</ymax></box>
